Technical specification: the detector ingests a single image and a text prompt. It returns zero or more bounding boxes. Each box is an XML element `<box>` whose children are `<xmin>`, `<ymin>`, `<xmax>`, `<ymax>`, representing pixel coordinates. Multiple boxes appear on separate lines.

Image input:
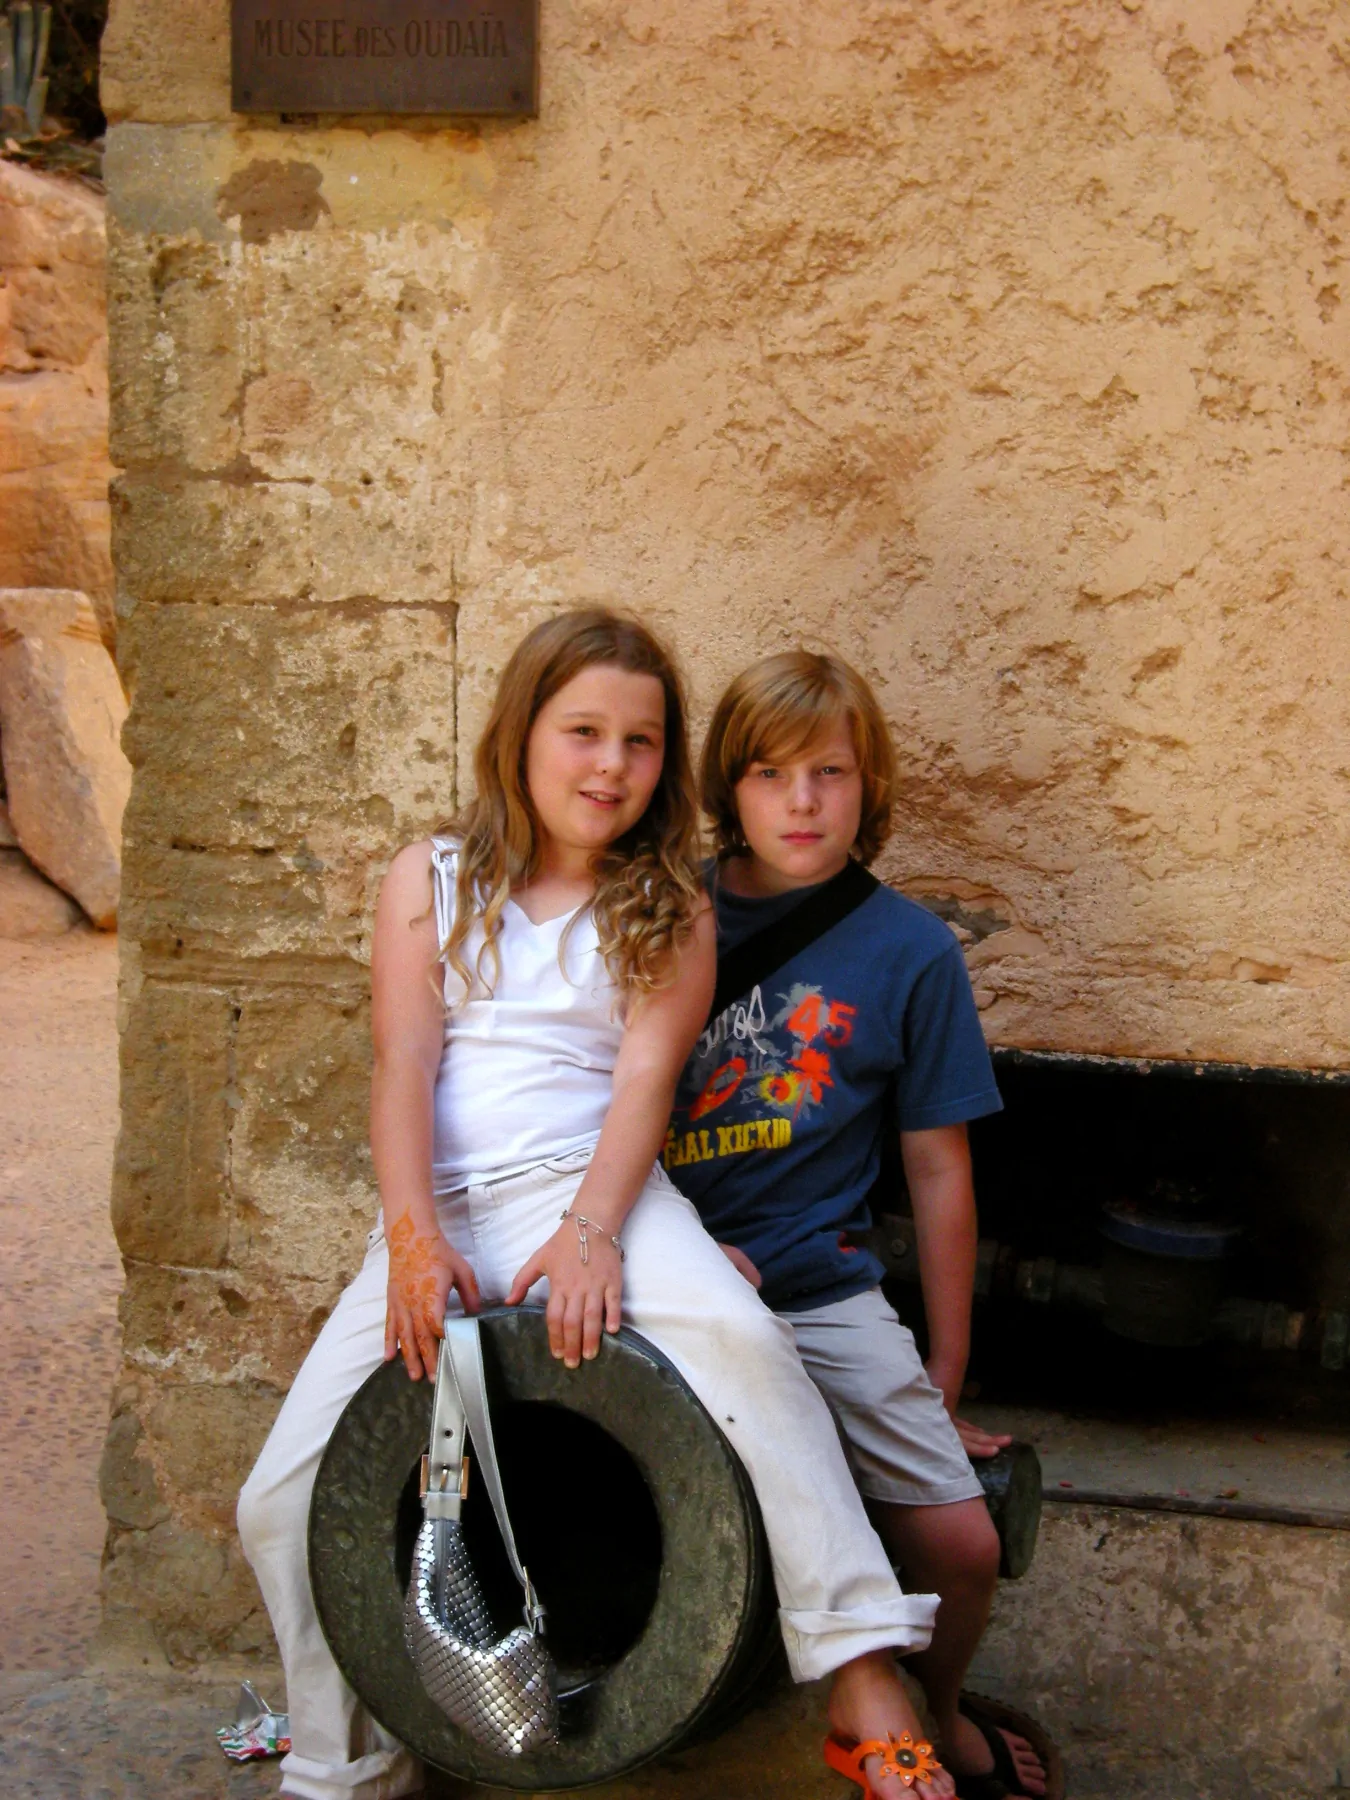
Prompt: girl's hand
<box><xmin>384</xmin><ymin>1213</ymin><xmax>481</xmax><ymax>1380</ymax></box>
<box><xmin>506</xmin><ymin>1217</ymin><xmax>623</xmax><ymax>1369</ymax></box>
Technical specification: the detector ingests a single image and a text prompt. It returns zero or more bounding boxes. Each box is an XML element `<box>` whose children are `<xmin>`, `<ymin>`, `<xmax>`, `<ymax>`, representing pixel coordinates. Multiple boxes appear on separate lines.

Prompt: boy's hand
<box><xmin>507</xmin><ymin>1217</ymin><xmax>624</xmax><ymax>1368</ymax></box>
<box><xmin>718</xmin><ymin>1242</ymin><xmax>762</xmax><ymax>1288</ymax></box>
<box><xmin>953</xmin><ymin>1414</ymin><xmax>1013</xmax><ymax>1460</ymax></box>
<box><xmin>926</xmin><ymin>1357</ymin><xmax>1013</xmax><ymax>1460</ymax></box>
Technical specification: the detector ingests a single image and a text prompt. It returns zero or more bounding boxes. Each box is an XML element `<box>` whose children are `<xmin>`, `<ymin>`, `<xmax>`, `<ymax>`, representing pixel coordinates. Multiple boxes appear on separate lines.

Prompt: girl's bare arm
<box><xmin>506</xmin><ymin>902</ymin><xmax>716</xmax><ymax>1366</ymax></box>
<box><xmin>371</xmin><ymin>842</ymin><xmax>480</xmax><ymax>1379</ymax></box>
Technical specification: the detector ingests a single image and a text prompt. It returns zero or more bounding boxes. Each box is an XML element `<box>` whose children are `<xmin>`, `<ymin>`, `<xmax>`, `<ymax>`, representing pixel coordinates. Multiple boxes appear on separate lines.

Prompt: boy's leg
<box><xmin>787</xmin><ymin>1287</ymin><xmax>1046</xmax><ymax>1796</ymax></box>
<box><xmin>877</xmin><ymin>1499</ymin><xmax>1050</xmax><ymax>1795</ymax></box>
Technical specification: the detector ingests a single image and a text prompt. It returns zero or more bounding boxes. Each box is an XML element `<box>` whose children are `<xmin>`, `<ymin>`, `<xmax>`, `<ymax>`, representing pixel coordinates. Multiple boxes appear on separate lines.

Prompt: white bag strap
<box><xmin>428</xmin><ymin>837</ymin><xmax>457</xmax><ymax>959</ymax></box>
<box><xmin>423</xmin><ymin>1315</ymin><xmax>545</xmax><ymax>1633</ymax></box>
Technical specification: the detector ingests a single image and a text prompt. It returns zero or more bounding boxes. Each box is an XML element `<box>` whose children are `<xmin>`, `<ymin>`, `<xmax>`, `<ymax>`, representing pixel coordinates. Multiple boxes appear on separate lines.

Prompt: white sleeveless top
<box><xmin>429</xmin><ymin>839</ymin><xmax>623</xmax><ymax>1189</ymax></box>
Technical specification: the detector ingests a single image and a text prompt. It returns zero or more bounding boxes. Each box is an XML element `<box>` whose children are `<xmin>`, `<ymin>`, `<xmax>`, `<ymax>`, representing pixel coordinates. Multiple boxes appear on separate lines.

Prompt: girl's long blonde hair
<box><xmin>443</xmin><ymin>609</ymin><xmax>702</xmax><ymax>1000</ymax></box>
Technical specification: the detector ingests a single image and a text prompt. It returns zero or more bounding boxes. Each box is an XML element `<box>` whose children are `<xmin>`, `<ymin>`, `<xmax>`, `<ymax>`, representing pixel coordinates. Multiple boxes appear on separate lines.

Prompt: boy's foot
<box><xmin>943</xmin><ymin>1708</ymin><xmax>1047</xmax><ymax>1797</ymax></box>
<box><xmin>828</xmin><ymin>1652</ymin><xmax>956</xmax><ymax>1799</ymax></box>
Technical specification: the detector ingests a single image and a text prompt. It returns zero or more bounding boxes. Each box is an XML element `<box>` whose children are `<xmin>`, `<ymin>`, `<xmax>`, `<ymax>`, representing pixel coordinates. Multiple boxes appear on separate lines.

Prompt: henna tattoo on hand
<box><xmin>387</xmin><ymin>1213</ymin><xmax>449</xmax><ymax>1315</ymax></box>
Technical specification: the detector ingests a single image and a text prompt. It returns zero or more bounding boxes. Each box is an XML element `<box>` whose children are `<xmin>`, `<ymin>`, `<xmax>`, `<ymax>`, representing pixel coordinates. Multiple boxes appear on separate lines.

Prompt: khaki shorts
<box><xmin>782</xmin><ymin>1286</ymin><xmax>985</xmax><ymax>1508</ymax></box>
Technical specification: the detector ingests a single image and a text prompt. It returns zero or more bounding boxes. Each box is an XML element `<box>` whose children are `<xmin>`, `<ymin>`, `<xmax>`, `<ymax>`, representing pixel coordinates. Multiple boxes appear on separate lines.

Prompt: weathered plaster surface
<box><xmin>107</xmin><ymin>0</ymin><xmax>1350</xmax><ymax>1079</ymax></box>
<box><xmin>101</xmin><ymin>0</ymin><xmax>1350</xmax><ymax>1774</ymax></box>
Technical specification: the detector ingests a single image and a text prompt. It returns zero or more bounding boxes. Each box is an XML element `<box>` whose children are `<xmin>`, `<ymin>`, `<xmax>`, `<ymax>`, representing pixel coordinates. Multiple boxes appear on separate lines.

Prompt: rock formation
<box><xmin>0</xmin><ymin>160</ymin><xmax>114</xmax><ymax>646</ymax></box>
<box><xmin>0</xmin><ymin>587</ymin><xmax>131</xmax><ymax>927</ymax></box>
<box><xmin>0</xmin><ymin>775</ymin><xmax>86</xmax><ymax>936</ymax></box>
<box><xmin>0</xmin><ymin>844</ymin><xmax>85</xmax><ymax>935</ymax></box>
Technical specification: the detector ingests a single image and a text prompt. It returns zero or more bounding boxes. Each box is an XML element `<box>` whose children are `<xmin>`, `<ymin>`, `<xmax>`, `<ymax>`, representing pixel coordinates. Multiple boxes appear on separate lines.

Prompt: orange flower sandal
<box><xmin>825</xmin><ymin>1731</ymin><xmax>947</xmax><ymax>1795</ymax></box>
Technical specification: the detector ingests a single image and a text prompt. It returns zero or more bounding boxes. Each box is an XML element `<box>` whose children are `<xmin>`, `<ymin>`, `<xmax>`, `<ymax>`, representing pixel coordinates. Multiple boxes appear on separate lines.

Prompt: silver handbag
<box><xmin>403</xmin><ymin>1316</ymin><xmax>560</xmax><ymax>1757</ymax></box>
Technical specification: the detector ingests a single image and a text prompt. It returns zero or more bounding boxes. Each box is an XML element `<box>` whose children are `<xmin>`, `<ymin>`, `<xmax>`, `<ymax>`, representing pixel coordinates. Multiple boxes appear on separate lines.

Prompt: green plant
<box><xmin>0</xmin><ymin>3</ymin><xmax>53</xmax><ymax>137</ymax></box>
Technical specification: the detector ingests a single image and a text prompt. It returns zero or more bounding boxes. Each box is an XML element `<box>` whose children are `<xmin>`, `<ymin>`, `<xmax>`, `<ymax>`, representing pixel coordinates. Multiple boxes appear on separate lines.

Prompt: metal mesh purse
<box><xmin>403</xmin><ymin>1316</ymin><xmax>560</xmax><ymax>1757</ymax></box>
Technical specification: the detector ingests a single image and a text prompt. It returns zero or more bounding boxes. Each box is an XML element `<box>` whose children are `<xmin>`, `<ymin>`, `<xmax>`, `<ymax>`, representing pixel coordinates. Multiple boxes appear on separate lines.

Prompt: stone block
<box><xmin>143</xmin><ymin>1381</ymin><xmax>282</xmax><ymax>1533</ymax></box>
<box><xmin>0</xmin><ymin>845</ymin><xmax>84</xmax><ymax>937</ymax></box>
<box><xmin>228</xmin><ymin>991</ymin><xmax>378</xmax><ymax>1285</ymax></box>
<box><xmin>99</xmin><ymin>1410</ymin><xmax>171</xmax><ymax>1532</ymax></box>
<box><xmin>101</xmin><ymin>1517</ymin><xmax>266</xmax><ymax>1665</ymax></box>
<box><xmin>101</xmin><ymin>0</ymin><xmax>232</xmax><ymax>124</ymax></box>
<box><xmin>0</xmin><ymin>589</ymin><xmax>131</xmax><ymax>925</ymax></box>
<box><xmin>106</xmin><ymin>231</ymin><xmax>243</xmax><ymax>474</ymax></box>
<box><xmin>118</xmin><ymin>1263</ymin><xmax>341</xmax><ymax>1389</ymax></box>
<box><xmin>104</xmin><ymin>127</ymin><xmax>495</xmax><ymax>567</ymax></box>
<box><xmin>105</xmin><ymin>123</ymin><xmax>495</xmax><ymax>243</ymax></box>
<box><xmin>118</xmin><ymin>845</ymin><xmax>349</xmax><ymax>964</ymax></box>
<box><xmin>117</xmin><ymin>601</ymin><xmax>454</xmax><ymax>958</ymax></box>
<box><xmin>112</xmin><ymin>470</ymin><xmax>459</xmax><ymax>610</ymax></box>
<box><xmin>112</xmin><ymin>983</ymin><xmax>235</xmax><ymax>1268</ymax></box>
<box><xmin>971</xmin><ymin>1501</ymin><xmax>1350</xmax><ymax>1798</ymax></box>
<box><xmin>110</xmin><ymin>217</ymin><xmax>486</xmax><ymax>488</ymax></box>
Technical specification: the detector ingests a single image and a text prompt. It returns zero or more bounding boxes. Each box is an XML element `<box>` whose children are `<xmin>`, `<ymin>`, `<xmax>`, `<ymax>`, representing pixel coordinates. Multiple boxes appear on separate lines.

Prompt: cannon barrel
<box><xmin>309</xmin><ymin>1307</ymin><xmax>781</xmax><ymax>1790</ymax></box>
<box><xmin>309</xmin><ymin>1306</ymin><xmax>1041</xmax><ymax>1787</ymax></box>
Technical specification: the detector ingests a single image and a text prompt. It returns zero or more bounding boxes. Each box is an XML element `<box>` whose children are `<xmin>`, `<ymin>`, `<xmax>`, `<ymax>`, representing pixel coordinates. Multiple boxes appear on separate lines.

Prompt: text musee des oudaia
<box><xmin>251</xmin><ymin>14</ymin><xmax>511</xmax><ymax>58</ymax></box>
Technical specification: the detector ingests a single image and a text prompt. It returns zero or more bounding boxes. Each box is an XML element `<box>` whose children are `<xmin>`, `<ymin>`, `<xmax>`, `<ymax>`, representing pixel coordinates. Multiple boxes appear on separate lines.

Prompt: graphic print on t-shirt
<box><xmin>664</xmin><ymin>979</ymin><xmax>856</xmax><ymax>1171</ymax></box>
<box><xmin>669</xmin><ymin>879</ymin><xmax>1002</xmax><ymax>1312</ymax></box>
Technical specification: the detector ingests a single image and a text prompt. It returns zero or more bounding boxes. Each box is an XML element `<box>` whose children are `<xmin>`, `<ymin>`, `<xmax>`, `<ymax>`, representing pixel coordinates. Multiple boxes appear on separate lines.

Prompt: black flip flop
<box><xmin>950</xmin><ymin>1761</ymin><xmax>1009</xmax><ymax>1800</ymax></box>
<box><xmin>954</xmin><ymin>1693</ymin><xmax>1064</xmax><ymax>1800</ymax></box>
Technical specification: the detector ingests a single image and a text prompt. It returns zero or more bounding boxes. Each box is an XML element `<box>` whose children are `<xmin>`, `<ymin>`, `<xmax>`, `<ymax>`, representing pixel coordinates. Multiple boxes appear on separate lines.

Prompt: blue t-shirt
<box><xmin>666</xmin><ymin>872</ymin><xmax>1002</xmax><ymax>1312</ymax></box>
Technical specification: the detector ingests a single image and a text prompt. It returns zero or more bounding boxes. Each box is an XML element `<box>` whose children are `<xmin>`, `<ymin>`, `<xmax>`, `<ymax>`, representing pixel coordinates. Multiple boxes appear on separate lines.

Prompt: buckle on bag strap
<box><xmin>419</xmin><ymin>1451</ymin><xmax>470</xmax><ymax>1507</ymax></box>
<box><xmin>422</xmin><ymin>1330</ymin><xmax>470</xmax><ymax>1522</ymax></box>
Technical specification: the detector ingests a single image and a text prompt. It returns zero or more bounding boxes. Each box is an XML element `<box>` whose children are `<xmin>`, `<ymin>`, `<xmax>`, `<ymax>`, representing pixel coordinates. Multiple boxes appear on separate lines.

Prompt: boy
<box><xmin>667</xmin><ymin>651</ymin><xmax>1046</xmax><ymax>1799</ymax></box>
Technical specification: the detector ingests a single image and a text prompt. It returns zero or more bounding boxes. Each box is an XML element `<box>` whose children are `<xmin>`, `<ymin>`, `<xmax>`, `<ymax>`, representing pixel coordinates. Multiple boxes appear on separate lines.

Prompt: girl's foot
<box><xmin>828</xmin><ymin>1652</ymin><xmax>956</xmax><ymax>1799</ymax></box>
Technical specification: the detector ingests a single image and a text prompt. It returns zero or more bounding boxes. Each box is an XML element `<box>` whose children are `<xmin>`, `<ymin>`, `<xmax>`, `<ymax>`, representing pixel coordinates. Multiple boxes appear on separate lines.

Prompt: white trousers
<box><xmin>237</xmin><ymin>1153</ymin><xmax>938</xmax><ymax>1800</ymax></box>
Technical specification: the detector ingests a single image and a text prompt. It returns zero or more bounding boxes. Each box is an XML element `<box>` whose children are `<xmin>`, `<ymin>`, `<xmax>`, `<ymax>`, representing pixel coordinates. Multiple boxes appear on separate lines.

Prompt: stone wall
<box><xmin>970</xmin><ymin>1500</ymin><xmax>1350</xmax><ymax>1799</ymax></box>
<box><xmin>100</xmin><ymin>0</ymin><xmax>1350</xmax><ymax>1675</ymax></box>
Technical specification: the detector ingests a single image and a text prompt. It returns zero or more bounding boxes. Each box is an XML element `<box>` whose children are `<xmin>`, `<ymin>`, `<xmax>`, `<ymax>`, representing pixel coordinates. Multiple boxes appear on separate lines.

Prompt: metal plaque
<box><xmin>232</xmin><ymin>0</ymin><xmax>538</xmax><ymax>116</ymax></box>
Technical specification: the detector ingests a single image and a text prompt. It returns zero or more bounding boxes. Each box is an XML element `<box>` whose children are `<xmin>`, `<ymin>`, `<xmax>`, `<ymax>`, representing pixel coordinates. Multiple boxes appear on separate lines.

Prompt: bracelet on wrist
<box><xmin>560</xmin><ymin>1207</ymin><xmax>625</xmax><ymax>1265</ymax></box>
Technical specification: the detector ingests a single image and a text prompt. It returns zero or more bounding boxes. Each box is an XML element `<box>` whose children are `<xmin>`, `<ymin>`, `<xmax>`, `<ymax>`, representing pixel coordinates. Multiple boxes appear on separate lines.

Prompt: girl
<box><xmin>237</xmin><ymin>609</ymin><xmax>951</xmax><ymax>1800</ymax></box>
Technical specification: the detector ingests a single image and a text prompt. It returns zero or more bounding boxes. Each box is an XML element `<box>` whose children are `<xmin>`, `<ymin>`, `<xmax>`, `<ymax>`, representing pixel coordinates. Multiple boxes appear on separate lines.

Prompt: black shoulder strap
<box><xmin>706</xmin><ymin>858</ymin><xmax>880</xmax><ymax>1027</ymax></box>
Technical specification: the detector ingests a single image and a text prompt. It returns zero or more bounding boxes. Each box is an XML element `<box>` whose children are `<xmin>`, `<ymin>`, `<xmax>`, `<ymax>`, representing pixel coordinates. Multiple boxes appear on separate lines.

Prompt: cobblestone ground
<box><xmin>1</xmin><ymin>931</ymin><xmax>122</xmax><ymax>1674</ymax></box>
<box><xmin>0</xmin><ymin>1670</ymin><xmax>280</xmax><ymax>1800</ymax></box>
<box><xmin>0</xmin><ymin>932</ymin><xmax>278</xmax><ymax>1798</ymax></box>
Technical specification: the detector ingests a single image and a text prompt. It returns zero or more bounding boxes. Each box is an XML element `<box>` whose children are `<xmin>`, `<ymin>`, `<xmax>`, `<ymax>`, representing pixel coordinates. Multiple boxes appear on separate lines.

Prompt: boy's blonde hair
<box><xmin>445</xmin><ymin>608</ymin><xmax>702</xmax><ymax>998</ymax></box>
<box><xmin>701</xmin><ymin>650</ymin><xmax>897</xmax><ymax>865</ymax></box>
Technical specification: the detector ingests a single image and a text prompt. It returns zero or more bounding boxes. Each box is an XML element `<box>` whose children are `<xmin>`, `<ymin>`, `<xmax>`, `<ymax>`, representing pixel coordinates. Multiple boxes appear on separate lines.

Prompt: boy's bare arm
<box><xmin>900</xmin><ymin>1123</ymin><xmax>1010</xmax><ymax>1460</ymax></box>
